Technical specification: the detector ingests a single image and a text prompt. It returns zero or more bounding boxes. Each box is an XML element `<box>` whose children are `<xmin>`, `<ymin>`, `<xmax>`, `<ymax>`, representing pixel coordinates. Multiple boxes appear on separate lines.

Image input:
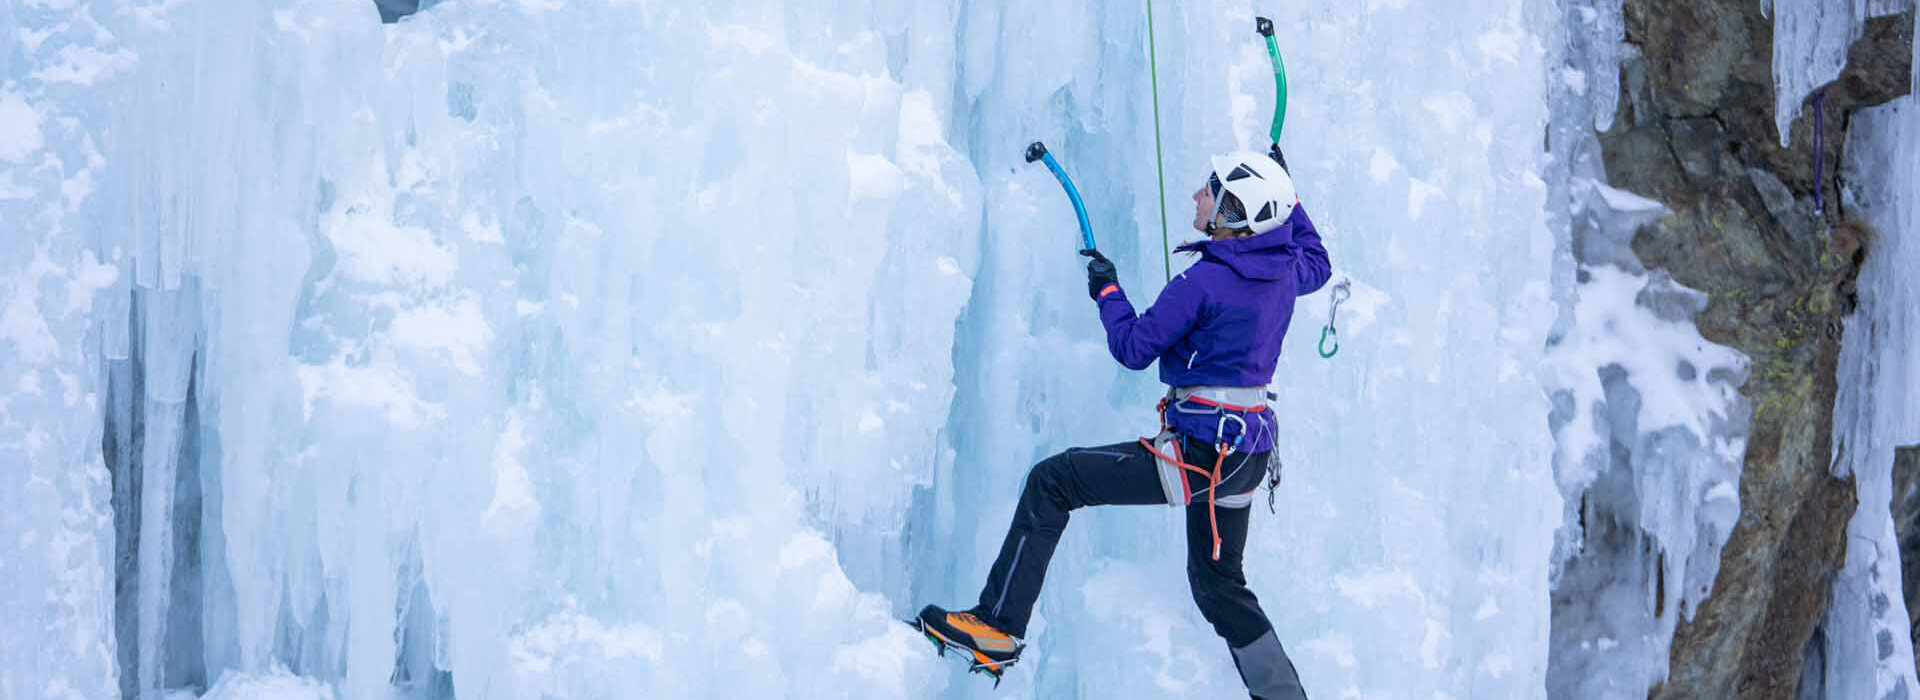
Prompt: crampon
<box><xmin>906</xmin><ymin>608</ymin><xmax>1022</xmax><ymax>687</ymax></box>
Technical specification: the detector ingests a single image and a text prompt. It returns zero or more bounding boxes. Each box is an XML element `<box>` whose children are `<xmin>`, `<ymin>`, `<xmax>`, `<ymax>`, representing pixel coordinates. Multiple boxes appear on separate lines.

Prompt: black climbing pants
<box><xmin>972</xmin><ymin>438</ymin><xmax>1308</xmax><ymax>700</ymax></box>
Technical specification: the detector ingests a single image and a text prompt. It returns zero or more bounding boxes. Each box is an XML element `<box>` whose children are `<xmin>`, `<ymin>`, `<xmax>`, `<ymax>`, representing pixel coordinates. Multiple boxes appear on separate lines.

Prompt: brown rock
<box><xmin>1896</xmin><ymin>446</ymin><xmax>1920</xmax><ymax>673</ymax></box>
<box><xmin>1594</xmin><ymin>2</ymin><xmax>1912</xmax><ymax>698</ymax></box>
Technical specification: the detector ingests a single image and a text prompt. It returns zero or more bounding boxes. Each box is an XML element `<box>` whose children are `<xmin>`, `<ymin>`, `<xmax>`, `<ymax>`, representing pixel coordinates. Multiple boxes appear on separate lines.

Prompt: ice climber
<box><xmin>914</xmin><ymin>150</ymin><xmax>1329</xmax><ymax>699</ymax></box>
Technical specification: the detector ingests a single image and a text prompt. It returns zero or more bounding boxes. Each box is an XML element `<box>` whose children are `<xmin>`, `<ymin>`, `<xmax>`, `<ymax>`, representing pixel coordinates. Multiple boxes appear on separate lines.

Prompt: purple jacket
<box><xmin>1096</xmin><ymin>204</ymin><xmax>1331</xmax><ymax>452</ymax></box>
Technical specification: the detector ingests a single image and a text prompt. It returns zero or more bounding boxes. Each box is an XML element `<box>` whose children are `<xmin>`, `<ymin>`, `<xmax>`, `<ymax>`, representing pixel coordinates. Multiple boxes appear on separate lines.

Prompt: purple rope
<box><xmin>1812</xmin><ymin>90</ymin><xmax>1827</xmax><ymax>216</ymax></box>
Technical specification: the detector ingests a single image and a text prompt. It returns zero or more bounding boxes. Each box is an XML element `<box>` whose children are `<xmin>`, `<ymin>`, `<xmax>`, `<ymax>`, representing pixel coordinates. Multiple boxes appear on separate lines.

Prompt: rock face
<box><xmin>1600</xmin><ymin>3</ymin><xmax>1913</xmax><ymax>698</ymax></box>
<box><xmin>1897</xmin><ymin>446</ymin><xmax>1920</xmax><ymax>675</ymax></box>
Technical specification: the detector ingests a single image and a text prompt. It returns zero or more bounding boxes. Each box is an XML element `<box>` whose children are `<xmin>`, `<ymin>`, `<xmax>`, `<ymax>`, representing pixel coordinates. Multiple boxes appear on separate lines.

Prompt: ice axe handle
<box><xmin>1258</xmin><ymin>18</ymin><xmax>1287</xmax><ymax>142</ymax></box>
<box><xmin>1023</xmin><ymin>141</ymin><xmax>1097</xmax><ymax>251</ymax></box>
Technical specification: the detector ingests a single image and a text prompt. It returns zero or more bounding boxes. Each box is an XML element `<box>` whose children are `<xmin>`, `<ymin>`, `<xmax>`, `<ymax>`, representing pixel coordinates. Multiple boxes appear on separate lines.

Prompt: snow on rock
<box><xmin>1539</xmin><ymin>2</ymin><xmax>1758</xmax><ymax>695</ymax></box>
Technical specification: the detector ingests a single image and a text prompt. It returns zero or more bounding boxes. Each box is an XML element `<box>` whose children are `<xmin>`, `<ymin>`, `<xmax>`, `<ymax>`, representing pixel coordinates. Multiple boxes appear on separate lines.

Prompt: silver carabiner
<box><xmin>1320</xmin><ymin>279</ymin><xmax>1352</xmax><ymax>360</ymax></box>
<box><xmin>1217</xmin><ymin>413</ymin><xmax>1249</xmax><ymax>454</ymax></box>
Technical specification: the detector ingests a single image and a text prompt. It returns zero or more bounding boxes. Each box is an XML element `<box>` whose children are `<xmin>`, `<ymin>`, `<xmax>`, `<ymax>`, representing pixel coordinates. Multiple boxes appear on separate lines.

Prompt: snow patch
<box><xmin>200</xmin><ymin>669</ymin><xmax>338</xmax><ymax>700</ymax></box>
<box><xmin>0</xmin><ymin>92</ymin><xmax>44</xmax><ymax>162</ymax></box>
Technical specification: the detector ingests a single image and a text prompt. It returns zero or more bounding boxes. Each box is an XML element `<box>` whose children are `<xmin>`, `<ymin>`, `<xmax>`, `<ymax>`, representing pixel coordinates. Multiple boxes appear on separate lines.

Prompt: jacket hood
<box><xmin>1174</xmin><ymin>219</ymin><xmax>1297</xmax><ymax>282</ymax></box>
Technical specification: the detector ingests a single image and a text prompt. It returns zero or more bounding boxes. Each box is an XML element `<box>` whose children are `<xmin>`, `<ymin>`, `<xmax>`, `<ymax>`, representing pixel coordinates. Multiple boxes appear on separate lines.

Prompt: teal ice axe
<box><xmin>1257</xmin><ymin>17</ymin><xmax>1290</xmax><ymax>169</ymax></box>
<box><xmin>1025</xmin><ymin>141</ymin><xmax>1097</xmax><ymax>251</ymax></box>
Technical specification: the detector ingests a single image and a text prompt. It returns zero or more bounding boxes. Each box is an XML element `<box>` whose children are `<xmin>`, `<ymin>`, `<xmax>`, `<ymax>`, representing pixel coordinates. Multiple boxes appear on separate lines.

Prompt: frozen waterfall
<box><xmin>2</xmin><ymin>0</ymin><xmax>1916</xmax><ymax>698</ymax></box>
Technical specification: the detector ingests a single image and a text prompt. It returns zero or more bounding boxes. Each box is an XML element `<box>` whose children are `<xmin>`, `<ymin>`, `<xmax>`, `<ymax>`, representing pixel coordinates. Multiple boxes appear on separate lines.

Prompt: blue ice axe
<box><xmin>1024</xmin><ymin>141</ymin><xmax>1097</xmax><ymax>251</ymax></box>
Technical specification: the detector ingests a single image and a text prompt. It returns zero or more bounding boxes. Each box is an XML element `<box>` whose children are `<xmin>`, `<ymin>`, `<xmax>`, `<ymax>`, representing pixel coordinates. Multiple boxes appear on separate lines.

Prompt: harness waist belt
<box><xmin>1170</xmin><ymin>385</ymin><xmax>1273</xmax><ymax>413</ymax></box>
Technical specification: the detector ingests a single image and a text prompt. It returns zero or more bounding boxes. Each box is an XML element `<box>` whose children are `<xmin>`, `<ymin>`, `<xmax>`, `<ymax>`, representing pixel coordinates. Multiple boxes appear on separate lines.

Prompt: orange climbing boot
<box><xmin>910</xmin><ymin>605</ymin><xmax>1023</xmax><ymax>682</ymax></box>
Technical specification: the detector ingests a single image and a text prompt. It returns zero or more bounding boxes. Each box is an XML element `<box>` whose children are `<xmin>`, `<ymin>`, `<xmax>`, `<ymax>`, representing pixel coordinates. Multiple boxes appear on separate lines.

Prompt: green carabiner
<box><xmin>1318</xmin><ymin>279</ymin><xmax>1351</xmax><ymax>360</ymax></box>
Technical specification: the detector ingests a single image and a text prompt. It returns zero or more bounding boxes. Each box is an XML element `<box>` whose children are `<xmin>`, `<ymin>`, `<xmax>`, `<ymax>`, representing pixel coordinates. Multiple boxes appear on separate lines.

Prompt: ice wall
<box><xmin>1819</xmin><ymin>31</ymin><xmax>1920</xmax><ymax>697</ymax></box>
<box><xmin>5</xmin><ymin>1</ymin><xmax>1566</xmax><ymax>698</ymax></box>
<box><xmin>0</xmin><ymin>4</ymin><xmax>125</xmax><ymax>699</ymax></box>
<box><xmin>58</xmin><ymin>0</ymin><xmax>980</xmax><ymax>697</ymax></box>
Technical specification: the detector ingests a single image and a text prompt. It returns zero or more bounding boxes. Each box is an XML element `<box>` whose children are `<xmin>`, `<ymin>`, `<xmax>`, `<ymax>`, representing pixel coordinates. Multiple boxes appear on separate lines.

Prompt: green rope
<box><xmin>1145</xmin><ymin>0</ymin><xmax>1172</xmax><ymax>282</ymax></box>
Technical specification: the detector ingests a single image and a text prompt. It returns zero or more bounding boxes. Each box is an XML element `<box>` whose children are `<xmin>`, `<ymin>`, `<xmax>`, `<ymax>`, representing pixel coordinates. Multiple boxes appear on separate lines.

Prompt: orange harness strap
<box><xmin>1139</xmin><ymin>437</ymin><xmax>1234</xmax><ymax>560</ymax></box>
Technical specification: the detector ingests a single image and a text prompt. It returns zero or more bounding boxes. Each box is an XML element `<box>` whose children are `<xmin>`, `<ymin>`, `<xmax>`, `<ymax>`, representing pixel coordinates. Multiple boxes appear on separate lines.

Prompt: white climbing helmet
<box><xmin>1205</xmin><ymin>151</ymin><xmax>1297</xmax><ymax>235</ymax></box>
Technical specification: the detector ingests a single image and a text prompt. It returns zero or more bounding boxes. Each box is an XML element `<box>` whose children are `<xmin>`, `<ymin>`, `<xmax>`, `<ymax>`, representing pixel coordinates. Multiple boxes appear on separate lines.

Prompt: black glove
<box><xmin>1081</xmin><ymin>248</ymin><xmax>1118</xmax><ymax>300</ymax></box>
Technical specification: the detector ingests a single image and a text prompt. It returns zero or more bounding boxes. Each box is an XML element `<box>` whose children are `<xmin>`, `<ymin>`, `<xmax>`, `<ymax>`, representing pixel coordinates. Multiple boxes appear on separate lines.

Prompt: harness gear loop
<box><xmin>1138</xmin><ymin>437</ymin><xmax>1234</xmax><ymax>561</ymax></box>
<box><xmin>1319</xmin><ymin>279</ymin><xmax>1351</xmax><ymax>359</ymax></box>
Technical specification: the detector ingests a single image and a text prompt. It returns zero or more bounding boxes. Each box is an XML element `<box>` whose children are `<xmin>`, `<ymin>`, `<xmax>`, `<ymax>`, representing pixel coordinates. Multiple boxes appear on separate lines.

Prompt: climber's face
<box><xmin>1192</xmin><ymin>183</ymin><xmax>1215</xmax><ymax>232</ymax></box>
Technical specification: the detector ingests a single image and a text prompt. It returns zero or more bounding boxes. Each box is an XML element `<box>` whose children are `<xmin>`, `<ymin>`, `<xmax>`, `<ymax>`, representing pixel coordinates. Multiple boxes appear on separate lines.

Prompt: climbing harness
<box><xmin>1318</xmin><ymin>279</ymin><xmax>1351</xmax><ymax>359</ymax></box>
<box><xmin>1138</xmin><ymin>387</ymin><xmax>1273</xmax><ymax>560</ymax></box>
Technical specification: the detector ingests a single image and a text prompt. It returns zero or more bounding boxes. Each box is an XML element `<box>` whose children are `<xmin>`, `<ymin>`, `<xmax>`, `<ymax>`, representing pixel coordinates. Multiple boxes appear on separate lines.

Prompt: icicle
<box><xmin>1766</xmin><ymin>0</ymin><xmax>1873</xmax><ymax>146</ymax></box>
<box><xmin>1811</xmin><ymin>22</ymin><xmax>1920</xmax><ymax>697</ymax></box>
<box><xmin>132</xmin><ymin>281</ymin><xmax>200</xmax><ymax>698</ymax></box>
<box><xmin>134</xmin><ymin>399</ymin><xmax>185</xmax><ymax>700</ymax></box>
